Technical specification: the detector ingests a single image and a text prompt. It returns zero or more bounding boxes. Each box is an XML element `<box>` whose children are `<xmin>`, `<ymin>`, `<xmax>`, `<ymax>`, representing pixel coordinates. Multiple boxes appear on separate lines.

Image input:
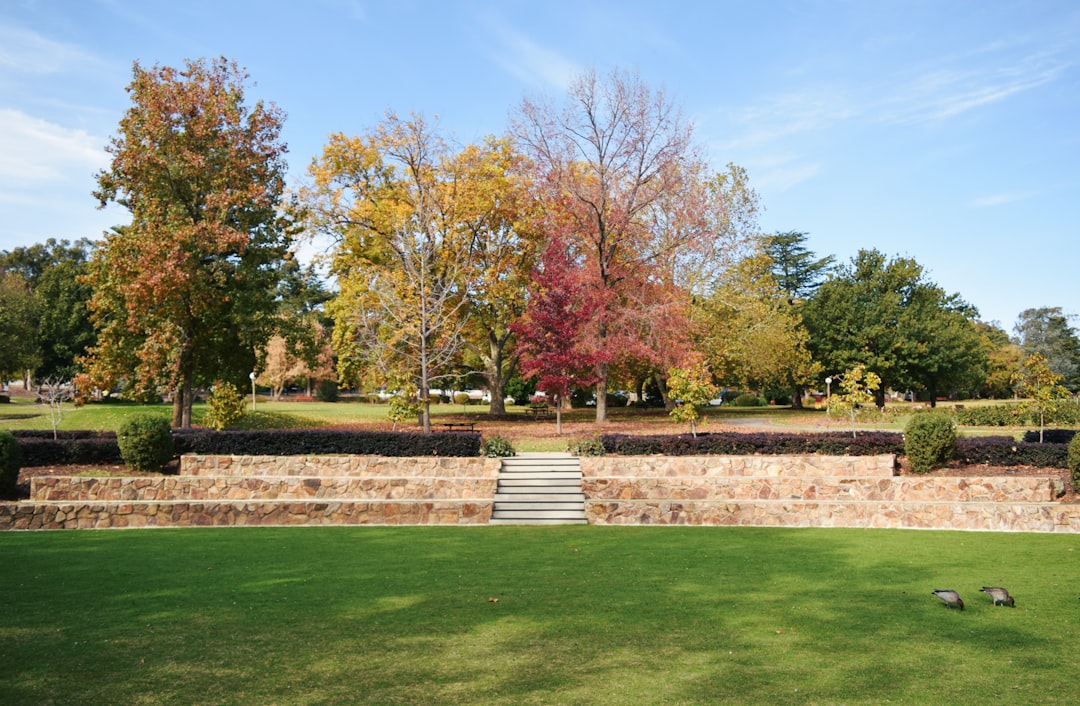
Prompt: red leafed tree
<box><xmin>514</xmin><ymin>68</ymin><xmax>755</xmax><ymax>421</ymax></box>
<box><xmin>512</xmin><ymin>240</ymin><xmax>601</xmax><ymax>435</ymax></box>
<box><xmin>85</xmin><ymin>58</ymin><xmax>291</xmax><ymax>428</ymax></box>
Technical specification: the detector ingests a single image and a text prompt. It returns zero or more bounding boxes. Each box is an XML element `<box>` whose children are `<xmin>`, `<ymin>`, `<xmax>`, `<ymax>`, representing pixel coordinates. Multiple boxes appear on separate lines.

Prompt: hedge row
<box><xmin>954</xmin><ymin>436</ymin><xmax>1068</xmax><ymax>468</ymax></box>
<box><xmin>16</xmin><ymin>429</ymin><xmax>482</xmax><ymax>467</ymax></box>
<box><xmin>954</xmin><ymin>402</ymin><xmax>1080</xmax><ymax>427</ymax></box>
<box><xmin>601</xmin><ymin>431</ymin><xmax>905</xmax><ymax>457</ymax></box>
<box><xmin>1021</xmin><ymin>429</ymin><xmax>1077</xmax><ymax>444</ymax></box>
<box><xmin>172</xmin><ymin>429</ymin><xmax>482</xmax><ymax>458</ymax></box>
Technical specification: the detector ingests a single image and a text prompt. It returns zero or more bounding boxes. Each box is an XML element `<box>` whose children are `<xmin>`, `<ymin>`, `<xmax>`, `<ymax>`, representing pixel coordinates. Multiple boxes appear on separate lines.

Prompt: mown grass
<box><xmin>1</xmin><ymin>527</ymin><xmax>1077</xmax><ymax>705</ymax></box>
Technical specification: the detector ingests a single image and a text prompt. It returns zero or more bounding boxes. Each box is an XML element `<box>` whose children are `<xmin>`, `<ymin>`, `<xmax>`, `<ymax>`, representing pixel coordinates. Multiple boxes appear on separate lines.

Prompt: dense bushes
<box><xmin>480</xmin><ymin>435</ymin><xmax>516</xmax><ymax>457</ymax></box>
<box><xmin>956</xmin><ymin>402</ymin><xmax>1080</xmax><ymax>427</ymax></box>
<box><xmin>174</xmin><ymin>429</ymin><xmax>481</xmax><ymax>457</ymax></box>
<box><xmin>11</xmin><ymin>430</ymin><xmax>123</xmax><ymax>467</ymax></box>
<box><xmin>0</xmin><ymin>430</ymin><xmax>21</xmax><ymax>497</ymax></box>
<box><xmin>1069</xmin><ymin>436</ymin><xmax>1080</xmax><ymax>491</ymax></box>
<box><xmin>117</xmin><ymin>414</ymin><xmax>175</xmax><ymax>472</ymax></box>
<box><xmin>601</xmin><ymin>431</ymin><xmax>904</xmax><ymax>457</ymax></box>
<box><xmin>954</xmin><ymin>437</ymin><xmax>1068</xmax><ymax>468</ymax></box>
<box><xmin>1022</xmin><ymin>429</ymin><xmax>1077</xmax><ymax>444</ymax></box>
<box><xmin>203</xmin><ymin>381</ymin><xmax>245</xmax><ymax>431</ymax></box>
<box><xmin>733</xmin><ymin>393</ymin><xmax>763</xmax><ymax>407</ymax></box>
<box><xmin>904</xmin><ymin>413</ymin><xmax>956</xmax><ymax>473</ymax></box>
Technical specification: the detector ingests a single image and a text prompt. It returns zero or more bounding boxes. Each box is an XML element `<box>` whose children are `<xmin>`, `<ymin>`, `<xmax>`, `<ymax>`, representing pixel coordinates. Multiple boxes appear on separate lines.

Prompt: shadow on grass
<box><xmin>1</xmin><ymin>528</ymin><xmax>1077</xmax><ymax>705</ymax></box>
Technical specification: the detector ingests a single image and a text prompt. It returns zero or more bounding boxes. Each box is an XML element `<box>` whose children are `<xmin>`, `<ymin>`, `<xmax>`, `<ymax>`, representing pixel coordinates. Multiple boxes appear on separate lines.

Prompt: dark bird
<box><xmin>981</xmin><ymin>586</ymin><xmax>1015</xmax><ymax>607</ymax></box>
<box><xmin>932</xmin><ymin>589</ymin><xmax>964</xmax><ymax>610</ymax></box>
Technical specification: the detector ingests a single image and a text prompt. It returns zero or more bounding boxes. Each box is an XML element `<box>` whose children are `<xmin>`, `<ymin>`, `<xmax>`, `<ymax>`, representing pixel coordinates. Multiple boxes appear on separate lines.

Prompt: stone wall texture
<box><xmin>2</xmin><ymin>453</ymin><xmax>1078</xmax><ymax>532</ymax></box>
<box><xmin>580</xmin><ymin>455</ymin><xmax>1080</xmax><ymax>532</ymax></box>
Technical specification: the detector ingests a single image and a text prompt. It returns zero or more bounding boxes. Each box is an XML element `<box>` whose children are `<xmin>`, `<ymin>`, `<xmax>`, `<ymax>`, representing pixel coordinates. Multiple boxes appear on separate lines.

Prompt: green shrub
<box><xmin>568</xmin><ymin>437</ymin><xmax>605</xmax><ymax>457</ymax></box>
<box><xmin>454</xmin><ymin>392</ymin><xmax>471</xmax><ymax>407</ymax></box>
<box><xmin>0</xmin><ymin>394</ymin><xmax>10</xmax><ymax>404</ymax></box>
<box><xmin>1069</xmin><ymin>435</ymin><xmax>1080</xmax><ymax>493</ymax></box>
<box><xmin>315</xmin><ymin>380</ymin><xmax>339</xmax><ymax>402</ymax></box>
<box><xmin>733</xmin><ymin>393</ymin><xmax>762</xmax><ymax>407</ymax></box>
<box><xmin>481</xmin><ymin>435</ymin><xmax>516</xmax><ymax>458</ymax></box>
<box><xmin>203</xmin><ymin>381</ymin><xmax>245</xmax><ymax>431</ymax></box>
<box><xmin>117</xmin><ymin>414</ymin><xmax>174</xmax><ymax>472</ymax></box>
<box><xmin>0</xmin><ymin>430</ymin><xmax>22</xmax><ymax>497</ymax></box>
<box><xmin>904</xmin><ymin>412</ymin><xmax>956</xmax><ymax>473</ymax></box>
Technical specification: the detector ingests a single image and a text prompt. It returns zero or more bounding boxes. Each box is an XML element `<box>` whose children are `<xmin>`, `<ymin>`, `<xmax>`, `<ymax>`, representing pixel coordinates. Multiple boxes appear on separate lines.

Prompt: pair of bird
<box><xmin>932</xmin><ymin>587</ymin><xmax>1015</xmax><ymax>610</ymax></box>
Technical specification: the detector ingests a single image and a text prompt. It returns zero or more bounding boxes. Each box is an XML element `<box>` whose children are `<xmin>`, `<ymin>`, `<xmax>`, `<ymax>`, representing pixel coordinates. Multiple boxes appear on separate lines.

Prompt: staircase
<box><xmin>490</xmin><ymin>453</ymin><xmax>587</xmax><ymax>525</ymax></box>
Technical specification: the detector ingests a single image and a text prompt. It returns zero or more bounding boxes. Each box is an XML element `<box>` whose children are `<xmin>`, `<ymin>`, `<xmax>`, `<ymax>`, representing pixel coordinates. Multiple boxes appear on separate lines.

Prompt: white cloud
<box><xmin>971</xmin><ymin>192</ymin><xmax>1032</xmax><ymax>208</ymax></box>
<box><xmin>0</xmin><ymin>109</ymin><xmax>107</xmax><ymax>185</ymax></box>
<box><xmin>480</xmin><ymin>19</ymin><xmax>579</xmax><ymax>91</ymax></box>
<box><xmin>0</xmin><ymin>24</ymin><xmax>109</xmax><ymax>76</ymax></box>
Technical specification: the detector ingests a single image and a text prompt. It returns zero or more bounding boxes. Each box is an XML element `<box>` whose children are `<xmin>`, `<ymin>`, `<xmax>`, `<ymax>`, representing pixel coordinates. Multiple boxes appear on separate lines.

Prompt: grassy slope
<box><xmin>1</xmin><ymin>527</ymin><xmax>1078</xmax><ymax>705</ymax></box>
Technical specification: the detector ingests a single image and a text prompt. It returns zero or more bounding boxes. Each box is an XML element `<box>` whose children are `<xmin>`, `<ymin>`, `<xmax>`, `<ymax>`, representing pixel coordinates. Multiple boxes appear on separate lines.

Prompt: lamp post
<box><xmin>825</xmin><ymin>376</ymin><xmax>832</xmax><ymax>416</ymax></box>
<box><xmin>249</xmin><ymin>371</ymin><xmax>257</xmax><ymax>411</ymax></box>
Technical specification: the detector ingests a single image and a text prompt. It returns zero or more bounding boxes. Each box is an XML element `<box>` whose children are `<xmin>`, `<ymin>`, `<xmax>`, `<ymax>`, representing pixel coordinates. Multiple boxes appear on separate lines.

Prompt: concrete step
<box><xmin>491</xmin><ymin>455</ymin><xmax>587</xmax><ymax>525</ymax></box>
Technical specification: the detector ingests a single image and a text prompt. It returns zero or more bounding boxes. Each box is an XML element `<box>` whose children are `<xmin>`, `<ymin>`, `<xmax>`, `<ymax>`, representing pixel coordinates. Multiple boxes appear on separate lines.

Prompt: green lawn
<box><xmin>1</xmin><ymin>527</ymin><xmax>1077</xmax><ymax>705</ymax></box>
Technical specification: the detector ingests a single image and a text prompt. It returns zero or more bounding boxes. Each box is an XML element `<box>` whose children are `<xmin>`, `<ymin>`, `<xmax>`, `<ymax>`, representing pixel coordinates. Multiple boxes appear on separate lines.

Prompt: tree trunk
<box><xmin>791</xmin><ymin>385</ymin><xmax>804</xmax><ymax>409</ymax></box>
<box><xmin>484</xmin><ymin>331</ymin><xmax>512</xmax><ymax>416</ymax></box>
<box><xmin>874</xmin><ymin>387</ymin><xmax>886</xmax><ymax>411</ymax></box>
<box><xmin>555</xmin><ymin>393</ymin><xmax>563</xmax><ymax>436</ymax></box>
<box><xmin>927</xmin><ymin>382</ymin><xmax>938</xmax><ymax>408</ymax></box>
<box><xmin>653</xmin><ymin>372</ymin><xmax>675</xmax><ymax>412</ymax></box>
<box><xmin>595</xmin><ymin>362</ymin><xmax>609</xmax><ymax>423</ymax></box>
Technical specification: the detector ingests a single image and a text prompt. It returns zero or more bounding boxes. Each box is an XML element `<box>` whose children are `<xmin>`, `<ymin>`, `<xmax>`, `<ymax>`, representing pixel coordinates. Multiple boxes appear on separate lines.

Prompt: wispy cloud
<box><xmin>0</xmin><ymin>109</ymin><xmax>107</xmax><ymax>185</ymax></box>
<box><xmin>712</xmin><ymin>89</ymin><xmax>855</xmax><ymax>152</ymax></box>
<box><xmin>480</xmin><ymin>18</ymin><xmax>580</xmax><ymax>91</ymax></box>
<box><xmin>971</xmin><ymin>192</ymin><xmax>1034</xmax><ymax>208</ymax></box>
<box><xmin>0</xmin><ymin>24</ymin><xmax>110</xmax><ymax>76</ymax></box>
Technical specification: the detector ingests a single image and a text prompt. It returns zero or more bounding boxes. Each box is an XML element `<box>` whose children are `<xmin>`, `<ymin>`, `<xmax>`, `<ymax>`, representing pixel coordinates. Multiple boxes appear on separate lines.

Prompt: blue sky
<box><xmin>2</xmin><ymin>0</ymin><xmax>1077</xmax><ymax>331</ymax></box>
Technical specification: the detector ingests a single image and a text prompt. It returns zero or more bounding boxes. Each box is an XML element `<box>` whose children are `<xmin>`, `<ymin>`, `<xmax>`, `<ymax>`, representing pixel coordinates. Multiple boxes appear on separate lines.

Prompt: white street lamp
<box><xmin>249</xmin><ymin>371</ymin><xmax>257</xmax><ymax>411</ymax></box>
<box><xmin>825</xmin><ymin>376</ymin><xmax>832</xmax><ymax>416</ymax></box>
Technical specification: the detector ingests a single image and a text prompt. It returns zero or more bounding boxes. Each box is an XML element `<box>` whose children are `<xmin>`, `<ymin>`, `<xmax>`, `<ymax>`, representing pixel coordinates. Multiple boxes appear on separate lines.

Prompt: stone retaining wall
<box><xmin>585</xmin><ymin>499</ymin><xmax>1080</xmax><ymax>533</ymax></box>
<box><xmin>1</xmin><ymin>499</ymin><xmax>492</xmax><ymax>530</ymax></box>
<box><xmin>180</xmin><ymin>455</ymin><xmax>500</xmax><ymax>478</ymax></box>
<box><xmin>30</xmin><ymin>476</ymin><xmax>498</xmax><ymax>502</ymax></box>
<box><xmin>580</xmin><ymin>455</ymin><xmax>1079</xmax><ymax>532</ymax></box>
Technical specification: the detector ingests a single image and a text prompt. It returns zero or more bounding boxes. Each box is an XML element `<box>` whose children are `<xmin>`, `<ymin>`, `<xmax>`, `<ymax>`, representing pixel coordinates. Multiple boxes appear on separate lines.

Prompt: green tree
<box><xmin>84</xmin><ymin>58</ymin><xmax>292</xmax><ymax>428</ymax></box>
<box><xmin>1013</xmin><ymin>353</ymin><xmax>1071</xmax><ymax>442</ymax></box>
<box><xmin>763</xmin><ymin>231</ymin><xmax>835</xmax><ymax>304</ymax></box>
<box><xmin>1013</xmin><ymin>307</ymin><xmax>1080</xmax><ymax>392</ymax></box>
<box><xmin>1</xmin><ymin>238</ymin><xmax>97</xmax><ymax>381</ymax></box>
<box><xmin>802</xmin><ymin>249</ymin><xmax>986</xmax><ymax>408</ymax></box>
<box><xmin>0</xmin><ymin>271</ymin><xmax>40</xmax><ymax>381</ymax></box>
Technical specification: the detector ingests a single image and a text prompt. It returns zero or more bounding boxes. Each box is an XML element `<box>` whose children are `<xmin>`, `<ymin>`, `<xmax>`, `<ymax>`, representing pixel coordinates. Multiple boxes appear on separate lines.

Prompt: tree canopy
<box><xmin>83</xmin><ymin>57</ymin><xmax>292</xmax><ymax>427</ymax></box>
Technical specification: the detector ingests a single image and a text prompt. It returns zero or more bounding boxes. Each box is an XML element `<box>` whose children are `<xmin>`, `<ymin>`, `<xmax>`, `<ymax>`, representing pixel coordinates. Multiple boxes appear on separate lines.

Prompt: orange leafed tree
<box><xmin>84</xmin><ymin>58</ymin><xmax>292</xmax><ymax>427</ymax></box>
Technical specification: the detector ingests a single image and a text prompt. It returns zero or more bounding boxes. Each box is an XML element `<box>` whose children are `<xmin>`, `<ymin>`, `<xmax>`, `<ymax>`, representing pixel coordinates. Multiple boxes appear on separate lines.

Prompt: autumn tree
<box><xmin>975</xmin><ymin>321</ymin><xmax>1023</xmax><ymax>399</ymax></box>
<box><xmin>513</xmin><ymin>68</ymin><xmax>755</xmax><ymax>422</ymax></box>
<box><xmin>453</xmin><ymin>137</ymin><xmax>539</xmax><ymax>414</ymax></box>
<box><xmin>667</xmin><ymin>358</ymin><xmax>718</xmax><ymax>437</ymax></box>
<box><xmin>303</xmin><ymin>114</ymin><xmax>478</xmax><ymax>432</ymax></box>
<box><xmin>512</xmin><ymin>240</ymin><xmax>600</xmax><ymax>435</ymax></box>
<box><xmin>1013</xmin><ymin>353</ymin><xmax>1071</xmax><ymax>442</ymax></box>
<box><xmin>695</xmin><ymin>251</ymin><xmax>819</xmax><ymax>400</ymax></box>
<box><xmin>828</xmin><ymin>364</ymin><xmax>881</xmax><ymax>438</ymax></box>
<box><xmin>85</xmin><ymin>58</ymin><xmax>292</xmax><ymax>428</ymax></box>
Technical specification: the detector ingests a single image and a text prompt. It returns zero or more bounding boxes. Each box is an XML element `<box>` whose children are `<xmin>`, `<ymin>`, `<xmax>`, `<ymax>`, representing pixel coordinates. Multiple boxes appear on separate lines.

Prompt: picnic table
<box><xmin>524</xmin><ymin>407</ymin><xmax>554</xmax><ymax>418</ymax></box>
<box><xmin>440</xmin><ymin>422</ymin><xmax>476</xmax><ymax>432</ymax></box>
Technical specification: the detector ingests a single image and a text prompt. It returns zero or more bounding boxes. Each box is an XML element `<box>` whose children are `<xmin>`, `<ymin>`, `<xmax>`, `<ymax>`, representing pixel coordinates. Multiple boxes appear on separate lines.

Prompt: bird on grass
<box><xmin>981</xmin><ymin>586</ymin><xmax>1015</xmax><ymax>607</ymax></box>
<box><xmin>932</xmin><ymin>589</ymin><xmax>964</xmax><ymax>610</ymax></box>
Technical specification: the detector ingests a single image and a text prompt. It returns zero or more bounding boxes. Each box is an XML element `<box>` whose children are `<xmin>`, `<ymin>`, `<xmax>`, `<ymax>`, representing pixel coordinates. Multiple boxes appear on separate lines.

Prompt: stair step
<box><xmin>494</xmin><ymin>493</ymin><xmax>586</xmax><ymax>502</ymax></box>
<box><xmin>488</xmin><ymin>518</ymin><xmax>589</xmax><ymax>525</ymax></box>
<box><xmin>492</xmin><ymin>455</ymin><xmax>587</xmax><ymax>525</ymax></box>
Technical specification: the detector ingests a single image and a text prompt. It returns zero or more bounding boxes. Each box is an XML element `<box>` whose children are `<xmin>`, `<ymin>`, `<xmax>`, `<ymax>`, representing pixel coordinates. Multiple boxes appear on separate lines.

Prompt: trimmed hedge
<box><xmin>904</xmin><ymin>413</ymin><xmax>956</xmax><ymax>473</ymax></box>
<box><xmin>1021</xmin><ymin>429</ymin><xmax>1077</xmax><ymax>444</ymax></box>
<box><xmin>15</xmin><ymin>429</ymin><xmax>483</xmax><ymax>465</ymax></box>
<box><xmin>173</xmin><ymin>429</ymin><xmax>482</xmax><ymax>457</ymax></box>
<box><xmin>954</xmin><ymin>436</ymin><xmax>1068</xmax><ymax>468</ymax></box>
<box><xmin>601</xmin><ymin>431</ymin><xmax>904</xmax><ymax>457</ymax></box>
<box><xmin>956</xmin><ymin>402</ymin><xmax>1080</xmax><ymax>427</ymax></box>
